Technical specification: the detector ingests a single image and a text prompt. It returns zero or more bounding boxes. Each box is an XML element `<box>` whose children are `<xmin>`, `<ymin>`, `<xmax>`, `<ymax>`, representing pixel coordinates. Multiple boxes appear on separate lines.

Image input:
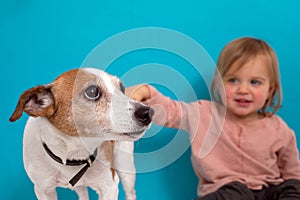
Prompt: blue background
<box><xmin>1</xmin><ymin>0</ymin><xmax>300</xmax><ymax>199</ymax></box>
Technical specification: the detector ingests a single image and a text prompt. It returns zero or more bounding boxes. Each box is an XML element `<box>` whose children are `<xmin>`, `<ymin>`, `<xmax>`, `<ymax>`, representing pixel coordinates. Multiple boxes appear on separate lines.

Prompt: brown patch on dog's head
<box><xmin>46</xmin><ymin>69</ymin><xmax>80</xmax><ymax>136</ymax></box>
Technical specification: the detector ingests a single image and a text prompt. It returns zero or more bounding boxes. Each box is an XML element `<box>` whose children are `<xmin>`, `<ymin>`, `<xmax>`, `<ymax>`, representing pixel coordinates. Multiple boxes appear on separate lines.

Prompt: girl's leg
<box><xmin>198</xmin><ymin>181</ymin><xmax>255</xmax><ymax>200</ymax></box>
<box><xmin>276</xmin><ymin>179</ymin><xmax>300</xmax><ymax>200</ymax></box>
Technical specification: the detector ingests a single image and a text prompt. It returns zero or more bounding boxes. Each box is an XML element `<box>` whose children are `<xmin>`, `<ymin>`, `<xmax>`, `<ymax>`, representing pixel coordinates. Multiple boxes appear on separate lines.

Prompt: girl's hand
<box><xmin>125</xmin><ymin>84</ymin><xmax>151</xmax><ymax>102</ymax></box>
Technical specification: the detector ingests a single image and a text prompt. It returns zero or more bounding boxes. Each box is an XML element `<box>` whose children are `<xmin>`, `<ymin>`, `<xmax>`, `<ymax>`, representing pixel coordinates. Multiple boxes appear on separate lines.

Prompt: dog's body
<box><xmin>10</xmin><ymin>68</ymin><xmax>152</xmax><ymax>200</ymax></box>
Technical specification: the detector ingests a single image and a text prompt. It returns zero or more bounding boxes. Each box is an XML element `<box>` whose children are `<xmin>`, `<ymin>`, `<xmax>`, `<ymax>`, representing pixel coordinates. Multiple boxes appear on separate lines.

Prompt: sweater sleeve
<box><xmin>142</xmin><ymin>85</ymin><xmax>201</xmax><ymax>132</ymax></box>
<box><xmin>277</xmin><ymin>126</ymin><xmax>300</xmax><ymax>180</ymax></box>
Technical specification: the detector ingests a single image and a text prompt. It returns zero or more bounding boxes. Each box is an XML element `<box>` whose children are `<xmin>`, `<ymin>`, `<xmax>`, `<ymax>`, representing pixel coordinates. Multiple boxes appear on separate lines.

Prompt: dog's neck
<box><xmin>38</xmin><ymin>117</ymin><xmax>104</xmax><ymax>161</ymax></box>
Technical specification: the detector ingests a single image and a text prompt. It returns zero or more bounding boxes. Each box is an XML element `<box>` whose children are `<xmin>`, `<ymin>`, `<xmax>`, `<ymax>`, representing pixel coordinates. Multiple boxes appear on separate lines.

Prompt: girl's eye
<box><xmin>228</xmin><ymin>78</ymin><xmax>238</xmax><ymax>84</ymax></box>
<box><xmin>250</xmin><ymin>80</ymin><xmax>261</xmax><ymax>86</ymax></box>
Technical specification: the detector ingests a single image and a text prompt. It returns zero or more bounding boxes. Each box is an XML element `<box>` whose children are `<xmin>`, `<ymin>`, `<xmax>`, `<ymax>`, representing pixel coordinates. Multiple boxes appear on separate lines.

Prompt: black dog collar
<box><xmin>42</xmin><ymin>142</ymin><xmax>98</xmax><ymax>186</ymax></box>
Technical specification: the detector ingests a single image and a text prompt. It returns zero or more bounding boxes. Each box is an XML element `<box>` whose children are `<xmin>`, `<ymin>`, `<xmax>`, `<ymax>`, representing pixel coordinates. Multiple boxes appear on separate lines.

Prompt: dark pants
<box><xmin>198</xmin><ymin>179</ymin><xmax>300</xmax><ymax>200</ymax></box>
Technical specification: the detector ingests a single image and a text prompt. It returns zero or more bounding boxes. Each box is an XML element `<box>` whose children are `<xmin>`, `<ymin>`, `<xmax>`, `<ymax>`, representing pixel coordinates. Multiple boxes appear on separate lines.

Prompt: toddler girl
<box><xmin>126</xmin><ymin>37</ymin><xmax>300</xmax><ymax>199</ymax></box>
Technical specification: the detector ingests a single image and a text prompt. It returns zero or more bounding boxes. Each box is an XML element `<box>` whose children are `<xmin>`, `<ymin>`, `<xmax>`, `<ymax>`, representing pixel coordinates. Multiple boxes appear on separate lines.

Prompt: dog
<box><xmin>9</xmin><ymin>68</ymin><xmax>153</xmax><ymax>200</ymax></box>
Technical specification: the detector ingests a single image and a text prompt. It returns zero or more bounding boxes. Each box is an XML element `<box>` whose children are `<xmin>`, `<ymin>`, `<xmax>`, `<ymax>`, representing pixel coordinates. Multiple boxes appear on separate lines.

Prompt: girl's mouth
<box><xmin>235</xmin><ymin>99</ymin><xmax>252</xmax><ymax>106</ymax></box>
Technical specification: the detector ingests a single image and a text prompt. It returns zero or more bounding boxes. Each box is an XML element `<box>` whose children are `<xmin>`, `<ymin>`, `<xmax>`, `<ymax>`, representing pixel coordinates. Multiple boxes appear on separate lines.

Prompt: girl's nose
<box><xmin>237</xmin><ymin>83</ymin><xmax>249</xmax><ymax>94</ymax></box>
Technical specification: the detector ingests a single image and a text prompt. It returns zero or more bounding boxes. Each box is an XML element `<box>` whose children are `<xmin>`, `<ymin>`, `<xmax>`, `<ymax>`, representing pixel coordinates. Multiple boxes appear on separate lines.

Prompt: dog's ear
<box><xmin>9</xmin><ymin>85</ymin><xmax>56</xmax><ymax>122</ymax></box>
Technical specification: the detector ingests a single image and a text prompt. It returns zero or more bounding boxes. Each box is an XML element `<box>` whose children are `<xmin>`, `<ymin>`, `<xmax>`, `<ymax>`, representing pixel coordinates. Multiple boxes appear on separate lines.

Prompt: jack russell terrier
<box><xmin>9</xmin><ymin>68</ymin><xmax>153</xmax><ymax>200</ymax></box>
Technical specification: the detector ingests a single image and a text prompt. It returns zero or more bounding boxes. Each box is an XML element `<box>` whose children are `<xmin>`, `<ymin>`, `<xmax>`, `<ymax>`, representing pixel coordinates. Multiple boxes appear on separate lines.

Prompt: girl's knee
<box><xmin>277</xmin><ymin>179</ymin><xmax>300</xmax><ymax>198</ymax></box>
<box><xmin>279</xmin><ymin>179</ymin><xmax>300</xmax><ymax>189</ymax></box>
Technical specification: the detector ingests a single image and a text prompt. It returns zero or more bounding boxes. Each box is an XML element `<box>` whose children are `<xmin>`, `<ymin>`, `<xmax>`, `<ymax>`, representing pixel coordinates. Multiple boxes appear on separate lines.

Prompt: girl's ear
<box><xmin>9</xmin><ymin>85</ymin><xmax>56</xmax><ymax>122</ymax></box>
<box><xmin>268</xmin><ymin>85</ymin><xmax>276</xmax><ymax>99</ymax></box>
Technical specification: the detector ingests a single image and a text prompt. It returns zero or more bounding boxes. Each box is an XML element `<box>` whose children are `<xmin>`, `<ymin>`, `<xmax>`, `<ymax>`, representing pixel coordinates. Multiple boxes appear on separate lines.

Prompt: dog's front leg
<box><xmin>74</xmin><ymin>186</ymin><xmax>89</xmax><ymax>200</ymax></box>
<box><xmin>117</xmin><ymin>170</ymin><xmax>136</xmax><ymax>200</ymax></box>
<box><xmin>34</xmin><ymin>185</ymin><xmax>57</xmax><ymax>200</ymax></box>
<box><xmin>114</xmin><ymin>141</ymin><xmax>136</xmax><ymax>200</ymax></box>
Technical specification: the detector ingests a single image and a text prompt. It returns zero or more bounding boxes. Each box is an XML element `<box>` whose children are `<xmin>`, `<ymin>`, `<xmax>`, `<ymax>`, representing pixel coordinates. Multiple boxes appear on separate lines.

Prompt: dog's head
<box><xmin>10</xmin><ymin>68</ymin><xmax>153</xmax><ymax>141</ymax></box>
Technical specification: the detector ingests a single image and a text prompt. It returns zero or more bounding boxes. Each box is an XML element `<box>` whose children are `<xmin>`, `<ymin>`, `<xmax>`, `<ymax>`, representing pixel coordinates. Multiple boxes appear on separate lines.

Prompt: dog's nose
<box><xmin>134</xmin><ymin>106</ymin><xmax>154</xmax><ymax>126</ymax></box>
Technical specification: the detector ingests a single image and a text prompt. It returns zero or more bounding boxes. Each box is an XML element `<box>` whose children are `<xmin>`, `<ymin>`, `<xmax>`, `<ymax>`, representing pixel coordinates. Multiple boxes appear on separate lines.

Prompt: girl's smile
<box><xmin>234</xmin><ymin>98</ymin><xmax>253</xmax><ymax>107</ymax></box>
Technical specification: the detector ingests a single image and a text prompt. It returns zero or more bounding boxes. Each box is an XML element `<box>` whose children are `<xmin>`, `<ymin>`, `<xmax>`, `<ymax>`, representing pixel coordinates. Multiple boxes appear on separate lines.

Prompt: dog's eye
<box><xmin>84</xmin><ymin>85</ymin><xmax>101</xmax><ymax>101</ymax></box>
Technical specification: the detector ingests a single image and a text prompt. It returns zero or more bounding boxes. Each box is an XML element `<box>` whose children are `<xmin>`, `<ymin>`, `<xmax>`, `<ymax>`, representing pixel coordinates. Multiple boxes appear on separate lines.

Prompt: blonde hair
<box><xmin>210</xmin><ymin>37</ymin><xmax>282</xmax><ymax>116</ymax></box>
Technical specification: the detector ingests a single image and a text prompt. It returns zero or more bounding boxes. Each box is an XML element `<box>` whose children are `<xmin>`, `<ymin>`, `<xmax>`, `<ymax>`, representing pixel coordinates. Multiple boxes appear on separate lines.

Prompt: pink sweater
<box><xmin>143</xmin><ymin>85</ymin><xmax>300</xmax><ymax>197</ymax></box>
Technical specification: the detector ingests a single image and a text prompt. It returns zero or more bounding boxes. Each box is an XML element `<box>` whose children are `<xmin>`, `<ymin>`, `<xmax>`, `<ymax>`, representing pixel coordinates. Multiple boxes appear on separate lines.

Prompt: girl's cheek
<box><xmin>255</xmin><ymin>92</ymin><xmax>269</xmax><ymax>104</ymax></box>
<box><xmin>224</xmin><ymin>86</ymin><xmax>233</xmax><ymax>98</ymax></box>
<box><xmin>220</xmin><ymin>87</ymin><xmax>231</xmax><ymax>105</ymax></box>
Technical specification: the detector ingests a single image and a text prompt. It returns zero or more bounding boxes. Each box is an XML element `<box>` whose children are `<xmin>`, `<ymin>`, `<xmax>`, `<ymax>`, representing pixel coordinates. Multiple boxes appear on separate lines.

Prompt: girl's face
<box><xmin>222</xmin><ymin>56</ymin><xmax>273</xmax><ymax>121</ymax></box>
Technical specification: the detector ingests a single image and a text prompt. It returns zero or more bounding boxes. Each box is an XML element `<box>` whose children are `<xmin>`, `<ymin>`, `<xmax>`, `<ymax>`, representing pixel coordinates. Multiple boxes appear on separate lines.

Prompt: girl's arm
<box><xmin>278</xmin><ymin>130</ymin><xmax>300</xmax><ymax>180</ymax></box>
<box><xmin>125</xmin><ymin>84</ymin><xmax>200</xmax><ymax>131</ymax></box>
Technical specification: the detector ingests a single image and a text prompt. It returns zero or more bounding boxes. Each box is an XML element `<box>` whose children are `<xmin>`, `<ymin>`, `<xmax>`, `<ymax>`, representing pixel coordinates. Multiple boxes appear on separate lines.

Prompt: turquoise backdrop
<box><xmin>1</xmin><ymin>0</ymin><xmax>299</xmax><ymax>199</ymax></box>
